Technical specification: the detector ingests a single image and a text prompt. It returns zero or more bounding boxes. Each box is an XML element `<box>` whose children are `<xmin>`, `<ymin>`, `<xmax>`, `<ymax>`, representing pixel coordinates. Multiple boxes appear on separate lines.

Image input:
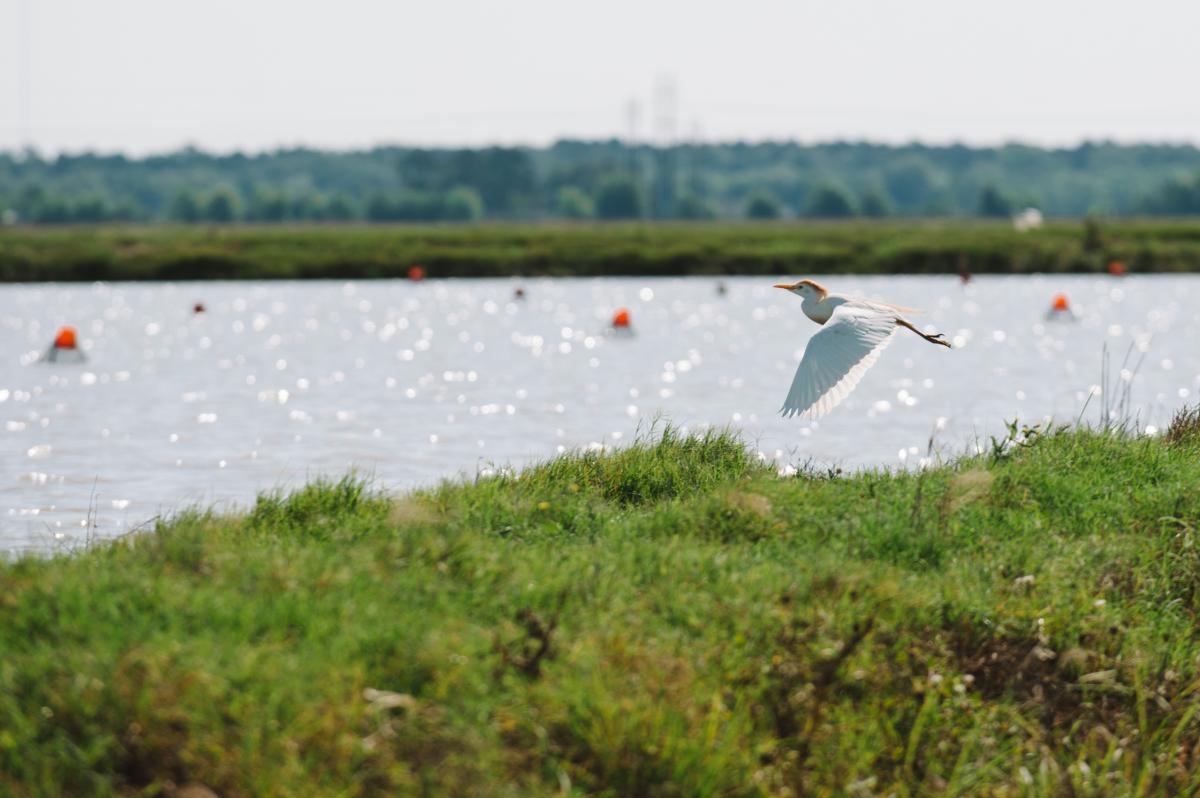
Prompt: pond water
<box><xmin>2</xmin><ymin>274</ymin><xmax>1196</xmax><ymax>554</ymax></box>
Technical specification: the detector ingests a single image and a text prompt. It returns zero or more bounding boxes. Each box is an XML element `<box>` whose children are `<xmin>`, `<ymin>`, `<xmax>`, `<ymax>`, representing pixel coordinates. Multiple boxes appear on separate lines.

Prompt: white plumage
<box><xmin>781</xmin><ymin>304</ymin><xmax>896</xmax><ymax>418</ymax></box>
<box><xmin>775</xmin><ymin>279</ymin><xmax>951</xmax><ymax>419</ymax></box>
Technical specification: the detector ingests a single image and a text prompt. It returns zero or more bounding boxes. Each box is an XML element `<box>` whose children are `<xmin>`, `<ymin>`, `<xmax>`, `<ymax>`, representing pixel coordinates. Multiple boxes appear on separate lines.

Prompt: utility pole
<box><xmin>624</xmin><ymin>97</ymin><xmax>641</xmax><ymax>173</ymax></box>
<box><xmin>652</xmin><ymin>74</ymin><xmax>677</xmax><ymax>145</ymax></box>
<box><xmin>651</xmin><ymin>74</ymin><xmax>678</xmax><ymax>217</ymax></box>
<box><xmin>18</xmin><ymin>0</ymin><xmax>32</xmax><ymax>152</ymax></box>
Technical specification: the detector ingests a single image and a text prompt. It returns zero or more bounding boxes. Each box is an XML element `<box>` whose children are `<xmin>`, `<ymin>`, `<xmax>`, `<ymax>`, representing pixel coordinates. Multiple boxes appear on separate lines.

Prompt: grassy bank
<box><xmin>5</xmin><ymin>423</ymin><xmax>1200</xmax><ymax>795</ymax></box>
<box><xmin>6</xmin><ymin>220</ymin><xmax>1200</xmax><ymax>282</ymax></box>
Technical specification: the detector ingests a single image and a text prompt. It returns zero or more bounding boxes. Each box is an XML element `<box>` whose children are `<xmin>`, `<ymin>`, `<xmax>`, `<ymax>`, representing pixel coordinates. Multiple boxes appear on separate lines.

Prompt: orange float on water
<box><xmin>53</xmin><ymin>326</ymin><xmax>77</xmax><ymax>349</ymax></box>
<box><xmin>1045</xmin><ymin>292</ymin><xmax>1077</xmax><ymax>322</ymax></box>
<box><xmin>611</xmin><ymin>308</ymin><xmax>631</xmax><ymax>328</ymax></box>
<box><xmin>408</xmin><ymin>265</ymin><xmax>426</xmax><ymax>282</ymax></box>
<box><xmin>1107</xmin><ymin>260</ymin><xmax>1126</xmax><ymax>277</ymax></box>
<box><xmin>42</xmin><ymin>325</ymin><xmax>85</xmax><ymax>363</ymax></box>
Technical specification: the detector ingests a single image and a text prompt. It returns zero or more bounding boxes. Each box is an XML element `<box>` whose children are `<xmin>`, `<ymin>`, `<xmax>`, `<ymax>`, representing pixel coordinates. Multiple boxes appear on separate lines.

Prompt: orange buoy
<box><xmin>1051</xmin><ymin>293</ymin><xmax>1070</xmax><ymax>312</ymax></box>
<box><xmin>612</xmin><ymin>308</ymin><xmax>631</xmax><ymax>329</ymax></box>
<box><xmin>53</xmin><ymin>326</ymin><xmax>77</xmax><ymax>349</ymax></box>
<box><xmin>193</xmin><ymin>302</ymin><xmax>206</xmax><ymax>314</ymax></box>
<box><xmin>42</xmin><ymin>325</ymin><xmax>86</xmax><ymax>363</ymax></box>
<box><xmin>1107</xmin><ymin>260</ymin><xmax>1126</xmax><ymax>277</ymax></box>
<box><xmin>408</xmin><ymin>265</ymin><xmax>426</xmax><ymax>282</ymax></box>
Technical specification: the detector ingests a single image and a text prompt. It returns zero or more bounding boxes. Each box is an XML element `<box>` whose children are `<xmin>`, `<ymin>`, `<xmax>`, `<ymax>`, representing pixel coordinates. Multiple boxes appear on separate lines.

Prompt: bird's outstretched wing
<box><xmin>781</xmin><ymin>304</ymin><xmax>896</xmax><ymax>419</ymax></box>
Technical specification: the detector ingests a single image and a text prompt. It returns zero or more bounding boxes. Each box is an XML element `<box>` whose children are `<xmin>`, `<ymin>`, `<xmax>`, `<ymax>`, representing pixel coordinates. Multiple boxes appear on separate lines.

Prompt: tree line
<box><xmin>3</xmin><ymin>140</ymin><xmax>1200</xmax><ymax>225</ymax></box>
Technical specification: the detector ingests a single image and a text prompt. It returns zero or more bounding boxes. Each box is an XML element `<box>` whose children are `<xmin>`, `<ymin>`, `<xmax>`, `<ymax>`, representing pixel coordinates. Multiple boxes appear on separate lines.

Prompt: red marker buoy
<box><xmin>408</xmin><ymin>265</ymin><xmax>426</xmax><ymax>282</ymax></box>
<box><xmin>1046</xmin><ymin>293</ymin><xmax>1076</xmax><ymax>322</ymax></box>
<box><xmin>53</xmin><ymin>326</ymin><xmax>77</xmax><ymax>350</ymax></box>
<box><xmin>193</xmin><ymin>302</ymin><xmax>206</xmax><ymax>314</ymax></box>
<box><xmin>612</xmin><ymin>308</ymin><xmax>631</xmax><ymax>329</ymax></box>
<box><xmin>1107</xmin><ymin>260</ymin><xmax>1126</xmax><ymax>277</ymax></box>
<box><xmin>42</xmin><ymin>326</ymin><xmax>85</xmax><ymax>363</ymax></box>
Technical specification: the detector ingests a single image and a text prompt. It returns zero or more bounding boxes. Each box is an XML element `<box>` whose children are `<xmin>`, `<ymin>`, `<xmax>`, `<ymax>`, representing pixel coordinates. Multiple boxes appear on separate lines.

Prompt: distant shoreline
<box><xmin>4</xmin><ymin>220</ymin><xmax>1200</xmax><ymax>282</ymax></box>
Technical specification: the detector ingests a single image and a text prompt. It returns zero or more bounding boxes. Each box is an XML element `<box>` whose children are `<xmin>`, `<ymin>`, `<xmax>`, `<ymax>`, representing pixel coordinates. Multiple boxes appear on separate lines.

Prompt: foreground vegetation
<box><xmin>6</xmin><ymin>218</ymin><xmax>1200</xmax><ymax>282</ymax></box>
<box><xmin>6</xmin><ymin>420</ymin><xmax>1200</xmax><ymax>795</ymax></box>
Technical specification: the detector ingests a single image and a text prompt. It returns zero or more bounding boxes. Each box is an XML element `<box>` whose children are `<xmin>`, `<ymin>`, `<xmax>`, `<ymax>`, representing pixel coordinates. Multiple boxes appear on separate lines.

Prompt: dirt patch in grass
<box><xmin>945</xmin><ymin>628</ymin><xmax>1131</xmax><ymax>730</ymax></box>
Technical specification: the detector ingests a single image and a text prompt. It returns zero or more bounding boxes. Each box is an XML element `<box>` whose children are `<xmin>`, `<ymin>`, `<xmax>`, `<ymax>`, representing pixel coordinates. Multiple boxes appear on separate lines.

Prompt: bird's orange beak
<box><xmin>773</xmin><ymin>283</ymin><xmax>793</xmax><ymax>290</ymax></box>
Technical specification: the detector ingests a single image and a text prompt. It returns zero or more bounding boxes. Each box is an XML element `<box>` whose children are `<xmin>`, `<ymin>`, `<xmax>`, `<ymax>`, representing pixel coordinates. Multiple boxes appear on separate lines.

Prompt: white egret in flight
<box><xmin>774</xmin><ymin>279</ymin><xmax>950</xmax><ymax>419</ymax></box>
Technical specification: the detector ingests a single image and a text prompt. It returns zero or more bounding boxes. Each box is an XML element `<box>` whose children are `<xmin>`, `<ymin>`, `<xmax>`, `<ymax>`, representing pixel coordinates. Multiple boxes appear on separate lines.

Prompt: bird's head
<box><xmin>773</xmin><ymin>279</ymin><xmax>827</xmax><ymax>300</ymax></box>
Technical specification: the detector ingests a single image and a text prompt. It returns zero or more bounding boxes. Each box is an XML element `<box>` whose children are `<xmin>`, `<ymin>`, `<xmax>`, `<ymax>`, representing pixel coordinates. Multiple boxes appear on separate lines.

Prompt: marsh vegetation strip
<box><xmin>5</xmin><ymin>427</ymin><xmax>1200</xmax><ymax>795</ymax></box>
<box><xmin>6</xmin><ymin>220</ymin><xmax>1200</xmax><ymax>282</ymax></box>
<box><xmin>5</xmin><ymin>274</ymin><xmax>1200</xmax><ymax>553</ymax></box>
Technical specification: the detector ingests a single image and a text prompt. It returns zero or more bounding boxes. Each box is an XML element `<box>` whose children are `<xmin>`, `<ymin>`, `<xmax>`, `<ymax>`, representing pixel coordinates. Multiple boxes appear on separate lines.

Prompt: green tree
<box><xmin>325</xmin><ymin>194</ymin><xmax>357</xmax><ymax>222</ymax></box>
<box><xmin>457</xmin><ymin>148</ymin><xmax>536</xmax><ymax>215</ymax></box>
<box><xmin>169</xmin><ymin>189</ymin><xmax>200</xmax><ymax>222</ymax></box>
<box><xmin>15</xmin><ymin>184</ymin><xmax>46</xmax><ymax>221</ymax></box>
<box><xmin>804</xmin><ymin>183</ymin><xmax>856</xmax><ymax>218</ymax></box>
<box><xmin>72</xmin><ymin>195</ymin><xmax>112</xmax><ymax>223</ymax></box>
<box><xmin>1082</xmin><ymin>215</ymin><xmax>1105</xmax><ymax>252</ymax></box>
<box><xmin>31</xmin><ymin>197</ymin><xmax>71</xmax><ymax>224</ymax></box>
<box><xmin>400</xmin><ymin>147</ymin><xmax>536</xmax><ymax>216</ymax></box>
<box><xmin>1140</xmin><ymin>173</ymin><xmax>1200</xmax><ymax>215</ymax></box>
<box><xmin>442</xmin><ymin>186</ymin><xmax>485</xmax><ymax>221</ymax></box>
<box><xmin>977</xmin><ymin>185</ymin><xmax>1013</xmax><ymax>218</ymax></box>
<box><xmin>249</xmin><ymin>188</ymin><xmax>287</xmax><ymax>222</ymax></box>
<box><xmin>651</xmin><ymin>149</ymin><xmax>678</xmax><ymax>218</ymax></box>
<box><xmin>883</xmin><ymin>158</ymin><xmax>942</xmax><ymax>213</ymax></box>
<box><xmin>672</xmin><ymin>194</ymin><xmax>718</xmax><ymax>220</ymax></box>
<box><xmin>398</xmin><ymin>150</ymin><xmax>441</xmax><ymax>191</ymax></box>
<box><xmin>110</xmin><ymin>200</ymin><xmax>140</xmax><ymax>222</ymax></box>
<box><xmin>745</xmin><ymin>190</ymin><xmax>783</xmax><ymax>220</ymax></box>
<box><xmin>365</xmin><ymin>194</ymin><xmax>396</xmax><ymax>222</ymax></box>
<box><xmin>594</xmin><ymin>175</ymin><xmax>645</xmax><ymax>220</ymax></box>
<box><xmin>554</xmin><ymin>186</ymin><xmax>594</xmax><ymax>219</ymax></box>
<box><xmin>204</xmin><ymin>186</ymin><xmax>242</xmax><ymax>223</ymax></box>
<box><xmin>366</xmin><ymin>192</ymin><xmax>442</xmax><ymax>222</ymax></box>
<box><xmin>859</xmin><ymin>188</ymin><xmax>892</xmax><ymax>218</ymax></box>
<box><xmin>12</xmin><ymin>139</ymin><xmax>1200</xmax><ymax>225</ymax></box>
<box><xmin>289</xmin><ymin>193</ymin><xmax>322</xmax><ymax>221</ymax></box>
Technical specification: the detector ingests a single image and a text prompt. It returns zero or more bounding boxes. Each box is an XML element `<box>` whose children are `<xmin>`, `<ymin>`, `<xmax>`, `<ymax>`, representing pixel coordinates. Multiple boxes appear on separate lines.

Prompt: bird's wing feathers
<box><xmin>781</xmin><ymin>304</ymin><xmax>896</xmax><ymax>419</ymax></box>
<box><xmin>849</xmin><ymin>296</ymin><xmax>923</xmax><ymax>315</ymax></box>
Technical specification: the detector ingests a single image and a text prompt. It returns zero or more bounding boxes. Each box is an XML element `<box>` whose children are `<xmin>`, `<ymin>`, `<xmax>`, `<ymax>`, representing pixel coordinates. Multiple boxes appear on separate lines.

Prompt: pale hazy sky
<box><xmin>2</xmin><ymin>0</ymin><xmax>1198</xmax><ymax>155</ymax></box>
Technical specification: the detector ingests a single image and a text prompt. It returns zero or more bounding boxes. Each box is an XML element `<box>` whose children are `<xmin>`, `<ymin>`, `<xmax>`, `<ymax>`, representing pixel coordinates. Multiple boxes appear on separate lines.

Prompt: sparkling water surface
<box><xmin>2</xmin><ymin>274</ymin><xmax>1196</xmax><ymax>554</ymax></box>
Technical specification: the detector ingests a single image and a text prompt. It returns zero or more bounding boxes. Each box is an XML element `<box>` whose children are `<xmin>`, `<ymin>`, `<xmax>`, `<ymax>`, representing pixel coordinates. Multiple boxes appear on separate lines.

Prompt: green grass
<box><xmin>5</xmin><ymin>423</ymin><xmax>1200</xmax><ymax>795</ymax></box>
<box><xmin>6</xmin><ymin>219</ymin><xmax>1200</xmax><ymax>281</ymax></box>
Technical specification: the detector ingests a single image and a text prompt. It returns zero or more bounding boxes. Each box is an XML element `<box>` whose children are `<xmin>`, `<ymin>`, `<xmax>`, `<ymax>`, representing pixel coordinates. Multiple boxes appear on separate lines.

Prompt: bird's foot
<box><xmin>925</xmin><ymin>332</ymin><xmax>952</xmax><ymax>348</ymax></box>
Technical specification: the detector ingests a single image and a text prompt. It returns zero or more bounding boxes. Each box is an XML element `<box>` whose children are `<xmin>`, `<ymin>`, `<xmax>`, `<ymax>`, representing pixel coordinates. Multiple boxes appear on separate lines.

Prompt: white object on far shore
<box><xmin>1012</xmin><ymin>207</ymin><xmax>1043</xmax><ymax>232</ymax></box>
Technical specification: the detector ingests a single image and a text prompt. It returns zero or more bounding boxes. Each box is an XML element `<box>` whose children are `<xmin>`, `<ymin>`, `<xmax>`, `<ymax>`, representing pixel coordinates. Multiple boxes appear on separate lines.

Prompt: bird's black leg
<box><xmin>897</xmin><ymin>319</ymin><xmax>952</xmax><ymax>348</ymax></box>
